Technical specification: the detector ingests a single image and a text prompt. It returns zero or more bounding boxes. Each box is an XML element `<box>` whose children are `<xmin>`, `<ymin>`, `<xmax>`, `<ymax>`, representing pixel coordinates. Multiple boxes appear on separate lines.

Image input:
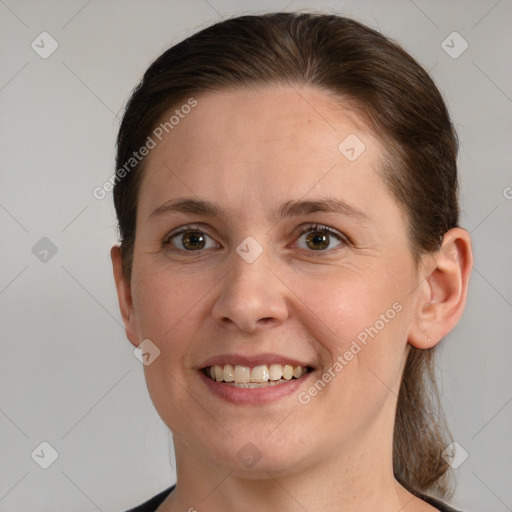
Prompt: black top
<box><xmin>125</xmin><ymin>484</ymin><xmax>463</xmax><ymax>512</ymax></box>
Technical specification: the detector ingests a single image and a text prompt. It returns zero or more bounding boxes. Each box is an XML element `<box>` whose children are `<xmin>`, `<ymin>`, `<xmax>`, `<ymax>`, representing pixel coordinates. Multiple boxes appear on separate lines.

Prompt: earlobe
<box><xmin>408</xmin><ymin>228</ymin><xmax>473</xmax><ymax>349</ymax></box>
<box><xmin>111</xmin><ymin>245</ymin><xmax>139</xmax><ymax>347</ymax></box>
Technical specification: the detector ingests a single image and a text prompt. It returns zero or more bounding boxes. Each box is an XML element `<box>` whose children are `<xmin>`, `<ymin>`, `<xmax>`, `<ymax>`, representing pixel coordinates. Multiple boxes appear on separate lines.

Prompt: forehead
<box><xmin>137</xmin><ymin>85</ymin><xmax>392</xmax><ymax>221</ymax></box>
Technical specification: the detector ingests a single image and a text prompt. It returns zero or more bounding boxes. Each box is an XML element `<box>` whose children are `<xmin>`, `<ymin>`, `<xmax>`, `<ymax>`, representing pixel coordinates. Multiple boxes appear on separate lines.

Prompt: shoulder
<box><xmin>415</xmin><ymin>490</ymin><xmax>463</xmax><ymax>512</ymax></box>
<box><xmin>124</xmin><ymin>485</ymin><xmax>175</xmax><ymax>512</ymax></box>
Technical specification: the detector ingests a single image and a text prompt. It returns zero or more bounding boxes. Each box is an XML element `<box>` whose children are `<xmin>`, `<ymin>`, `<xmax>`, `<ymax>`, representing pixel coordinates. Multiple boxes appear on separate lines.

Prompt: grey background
<box><xmin>0</xmin><ymin>1</ymin><xmax>511</xmax><ymax>511</ymax></box>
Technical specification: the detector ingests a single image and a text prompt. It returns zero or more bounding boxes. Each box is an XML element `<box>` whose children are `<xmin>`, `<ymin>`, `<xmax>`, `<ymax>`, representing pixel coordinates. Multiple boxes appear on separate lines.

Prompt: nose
<box><xmin>211</xmin><ymin>246</ymin><xmax>290</xmax><ymax>333</ymax></box>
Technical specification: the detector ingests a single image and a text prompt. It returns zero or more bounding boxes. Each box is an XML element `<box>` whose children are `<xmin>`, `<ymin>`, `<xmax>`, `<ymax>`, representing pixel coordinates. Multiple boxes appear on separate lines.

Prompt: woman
<box><xmin>111</xmin><ymin>12</ymin><xmax>472</xmax><ymax>512</ymax></box>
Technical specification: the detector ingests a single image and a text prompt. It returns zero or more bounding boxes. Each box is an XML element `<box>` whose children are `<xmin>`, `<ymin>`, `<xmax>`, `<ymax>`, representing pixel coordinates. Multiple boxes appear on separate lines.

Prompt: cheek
<box><xmin>289</xmin><ymin>266</ymin><xmax>406</xmax><ymax>353</ymax></box>
<box><xmin>132</xmin><ymin>265</ymin><xmax>205</xmax><ymax>341</ymax></box>
<box><xmin>132</xmin><ymin>268</ymin><xmax>212</xmax><ymax>435</ymax></box>
<box><xmin>288</xmin><ymin>267</ymin><xmax>410</xmax><ymax>407</ymax></box>
<box><xmin>130</xmin><ymin>264</ymin><xmax>213</xmax><ymax>420</ymax></box>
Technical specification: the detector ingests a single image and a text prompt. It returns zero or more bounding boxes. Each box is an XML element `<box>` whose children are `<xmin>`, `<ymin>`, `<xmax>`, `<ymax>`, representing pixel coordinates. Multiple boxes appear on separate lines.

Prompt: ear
<box><xmin>408</xmin><ymin>228</ymin><xmax>473</xmax><ymax>349</ymax></box>
<box><xmin>111</xmin><ymin>245</ymin><xmax>139</xmax><ymax>347</ymax></box>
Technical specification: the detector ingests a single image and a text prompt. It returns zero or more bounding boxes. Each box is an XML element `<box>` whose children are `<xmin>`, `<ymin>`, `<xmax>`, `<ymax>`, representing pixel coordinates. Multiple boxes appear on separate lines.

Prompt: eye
<box><xmin>294</xmin><ymin>223</ymin><xmax>346</xmax><ymax>252</ymax></box>
<box><xmin>164</xmin><ymin>226</ymin><xmax>219</xmax><ymax>252</ymax></box>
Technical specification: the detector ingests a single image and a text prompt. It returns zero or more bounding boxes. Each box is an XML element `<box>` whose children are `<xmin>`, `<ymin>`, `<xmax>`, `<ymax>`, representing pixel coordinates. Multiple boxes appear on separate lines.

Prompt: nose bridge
<box><xmin>211</xmin><ymin>239</ymin><xmax>289</xmax><ymax>331</ymax></box>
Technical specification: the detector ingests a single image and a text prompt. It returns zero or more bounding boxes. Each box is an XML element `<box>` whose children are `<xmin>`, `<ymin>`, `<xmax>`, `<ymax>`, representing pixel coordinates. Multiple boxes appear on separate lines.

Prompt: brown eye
<box><xmin>166</xmin><ymin>228</ymin><xmax>218</xmax><ymax>252</ymax></box>
<box><xmin>182</xmin><ymin>231</ymin><xmax>206</xmax><ymax>250</ymax></box>
<box><xmin>295</xmin><ymin>224</ymin><xmax>345</xmax><ymax>252</ymax></box>
<box><xmin>305</xmin><ymin>231</ymin><xmax>330</xmax><ymax>250</ymax></box>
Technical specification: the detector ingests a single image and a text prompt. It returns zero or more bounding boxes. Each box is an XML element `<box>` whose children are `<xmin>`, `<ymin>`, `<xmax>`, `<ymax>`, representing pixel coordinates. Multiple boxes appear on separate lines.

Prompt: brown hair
<box><xmin>114</xmin><ymin>11</ymin><xmax>458</xmax><ymax>499</ymax></box>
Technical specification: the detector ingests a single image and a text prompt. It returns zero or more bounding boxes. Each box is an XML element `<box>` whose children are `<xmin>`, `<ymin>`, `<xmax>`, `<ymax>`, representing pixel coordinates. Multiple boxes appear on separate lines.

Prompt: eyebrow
<box><xmin>149</xmin><ymin>197</ymin><xmax>373</xmax><ymax>224</ymax></box>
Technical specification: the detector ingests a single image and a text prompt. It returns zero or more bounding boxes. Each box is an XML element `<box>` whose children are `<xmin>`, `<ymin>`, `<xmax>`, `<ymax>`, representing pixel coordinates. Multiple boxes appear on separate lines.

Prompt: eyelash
<box><xmin>295</xmin><ymin>224</ymin><xmax>347</xmax><ymax>253</ymax></box>
<box><xmin>162</xmin><ymin>223</ymin><xmax>348</xmax><ymax>255</ymax></box>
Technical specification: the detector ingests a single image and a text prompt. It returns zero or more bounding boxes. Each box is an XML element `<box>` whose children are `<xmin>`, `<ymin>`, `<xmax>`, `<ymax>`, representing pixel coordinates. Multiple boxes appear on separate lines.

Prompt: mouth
<box><xmin>198</xmin><ymin>354</ymin><xmax>316</xmax><ymax>404</ymax></box>
<box><xmin>202</xmin><ymin>363</ymin><xmax>314</xmax><ymax>388</ymax></box>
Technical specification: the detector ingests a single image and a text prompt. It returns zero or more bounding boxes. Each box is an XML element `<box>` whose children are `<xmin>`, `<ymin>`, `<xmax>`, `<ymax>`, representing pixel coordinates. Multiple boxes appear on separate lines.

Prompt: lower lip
<box><xmin>199</xmin><ymin>370</ymin><xmax>314</xmax><ymax>405</ymax></box>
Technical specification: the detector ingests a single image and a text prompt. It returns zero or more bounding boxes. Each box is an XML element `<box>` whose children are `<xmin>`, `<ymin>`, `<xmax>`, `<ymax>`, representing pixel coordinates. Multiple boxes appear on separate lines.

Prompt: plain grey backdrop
<box><xmin>1</xmin><ymin>1</ymin><xmax>511</xmax><ymax>511</ymax></box>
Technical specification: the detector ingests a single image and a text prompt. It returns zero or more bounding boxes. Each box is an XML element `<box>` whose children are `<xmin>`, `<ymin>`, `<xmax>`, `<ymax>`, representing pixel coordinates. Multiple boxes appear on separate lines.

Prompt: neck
<box><xmin>161</xmin><ymin>424</ymin><xmax>419</xmax><ymax>512</ymax></box>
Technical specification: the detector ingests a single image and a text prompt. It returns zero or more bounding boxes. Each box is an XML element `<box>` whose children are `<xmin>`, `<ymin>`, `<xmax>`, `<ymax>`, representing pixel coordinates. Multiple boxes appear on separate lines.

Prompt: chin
<box><xmin>203</xmin><ymin>430</ymin><xmax>319</xmax><ymax>478</ymax></box>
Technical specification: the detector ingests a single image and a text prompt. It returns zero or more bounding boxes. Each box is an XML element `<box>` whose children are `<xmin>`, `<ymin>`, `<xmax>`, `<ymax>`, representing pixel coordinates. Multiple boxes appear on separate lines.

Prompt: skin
<box><xmin>111</xmin><ymin>86</ymin><xmax>472</xmax><ymax>512</ymax></box>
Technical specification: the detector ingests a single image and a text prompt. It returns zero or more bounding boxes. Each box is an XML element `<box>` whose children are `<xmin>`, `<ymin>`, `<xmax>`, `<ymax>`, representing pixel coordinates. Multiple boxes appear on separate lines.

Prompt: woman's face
<box><xmin>123</xmin><ymin>86</ymin><xmax>424</xmax><ymax>476</ymax></box>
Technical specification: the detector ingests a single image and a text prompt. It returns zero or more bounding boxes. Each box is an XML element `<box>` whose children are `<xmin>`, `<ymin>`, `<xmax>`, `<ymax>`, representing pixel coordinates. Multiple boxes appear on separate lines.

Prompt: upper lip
<box><xmin>199</xmin><ymin>353</ymin><xmax>314</xmax><ymax>369</ymax></box>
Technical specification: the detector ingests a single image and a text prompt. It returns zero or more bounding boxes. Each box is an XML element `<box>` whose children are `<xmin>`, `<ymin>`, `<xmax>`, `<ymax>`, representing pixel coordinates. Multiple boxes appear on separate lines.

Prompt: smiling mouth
<box><xmin>202</xmin><ymin>363</ymin><xmax>313</xmax><ymax>388</ymax></box>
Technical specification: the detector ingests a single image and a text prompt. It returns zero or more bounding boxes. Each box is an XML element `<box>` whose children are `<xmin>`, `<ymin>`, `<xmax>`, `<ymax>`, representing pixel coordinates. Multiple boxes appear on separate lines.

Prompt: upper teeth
<box><xmin>206</xmin><ymin>364</ymin><xmax>308</xmax><ymax>383</ymax></box>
